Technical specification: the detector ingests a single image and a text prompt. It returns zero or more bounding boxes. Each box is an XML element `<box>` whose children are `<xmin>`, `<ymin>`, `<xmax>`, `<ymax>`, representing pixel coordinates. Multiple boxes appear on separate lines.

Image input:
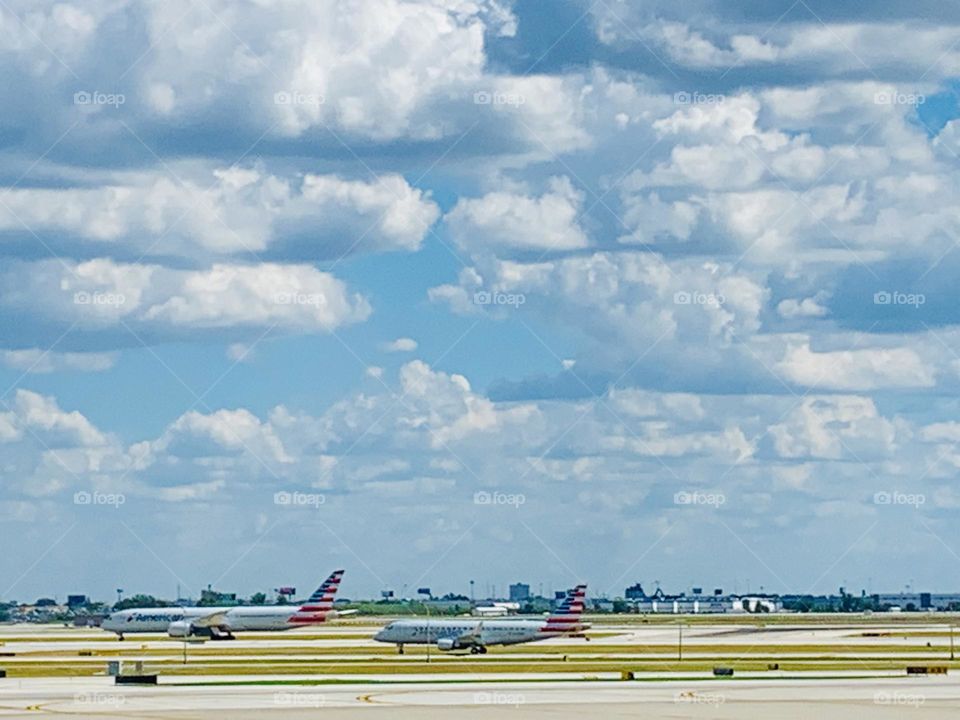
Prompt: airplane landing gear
<box><xmin>470</xmin><ymin>646</ymin><xmax>487</xmax><ymax>654</ymax></box>
<box><xmin>397</xmin><ymin>644</ymin><xmax>404</xmax><ymax>655</ymax></box>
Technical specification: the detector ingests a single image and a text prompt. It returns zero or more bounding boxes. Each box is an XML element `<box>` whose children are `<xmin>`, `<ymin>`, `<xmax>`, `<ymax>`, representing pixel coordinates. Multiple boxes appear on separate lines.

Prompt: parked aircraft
<box><xmin>101</xmin><ymin>570</ymin><xmax>353</xmax><ymax>640</ymax></box>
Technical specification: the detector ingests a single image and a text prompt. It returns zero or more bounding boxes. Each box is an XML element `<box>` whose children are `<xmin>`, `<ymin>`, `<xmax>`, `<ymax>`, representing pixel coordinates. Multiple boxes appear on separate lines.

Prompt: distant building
<box><xmin>73</xmin><ymin>613</ymin><xmax>107</xmax><ymax>627</ymax></box>
<box><xmin>625</xmin><ymin>583</ymin><xmax>646</xmax><ymax>600</ymax></box>
<box><xmin>876</xmin><ymin>593</ymin><xmax>960</xmax><ymax>611</ymax></box>
<box><xmin>200</xmin><ymin>588</ymin><xmax>238</xmax><ymax>606</ymax></box>
<box><xmin>66</xmin><ymin>595</ymin><xmax>88</xmax><ymax>608</ymax></box>
<box><xmin>509</xmin><ymin>583</ymin><xmax>530</xmax><ymax>602</ymax></box>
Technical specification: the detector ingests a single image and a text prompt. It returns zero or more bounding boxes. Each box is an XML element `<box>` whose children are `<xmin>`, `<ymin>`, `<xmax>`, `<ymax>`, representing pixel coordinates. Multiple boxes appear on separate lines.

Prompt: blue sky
<box><xmin>2</xmin><ymin>0</ymin><xmax>960</xmax><ymax>603</ymax></box>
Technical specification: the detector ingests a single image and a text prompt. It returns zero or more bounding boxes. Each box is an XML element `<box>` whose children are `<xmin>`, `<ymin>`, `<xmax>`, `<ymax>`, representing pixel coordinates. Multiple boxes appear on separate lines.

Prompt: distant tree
<box><xmin>249</xmin><ymin>592</ymin><xmax>268</xmax><ymax>605</ymax></box>
<box><xmin>113</xmin><ymin>594</ymin><xmax>168</xmax><ymax>610</ymax></box>
<box><xmin>0</xmin><ymin>607</ymin><xmax>9</xmax><ymax>622</ymax></box>
<box><xmin>35</xmin><ymin>598</ymin><xmax>57</xmax><ymax>607</ymax></box>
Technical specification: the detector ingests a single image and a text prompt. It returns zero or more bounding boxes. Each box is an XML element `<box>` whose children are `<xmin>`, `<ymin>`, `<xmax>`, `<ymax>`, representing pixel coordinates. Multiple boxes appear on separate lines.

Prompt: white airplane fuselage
<box><xmin>373</xmin><ymin>617</ymin><xmax>585</xmax><ymax>648</ymax></box>
<box><xmin>101</xmin><ymin>605</ymin><xmax>335</xmax><ymax>635</ymax></box>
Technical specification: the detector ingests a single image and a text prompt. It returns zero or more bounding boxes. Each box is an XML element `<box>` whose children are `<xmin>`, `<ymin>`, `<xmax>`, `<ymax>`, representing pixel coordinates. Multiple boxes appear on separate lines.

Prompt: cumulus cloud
<box><xmin>0</xmin><ymin>258</ymin><xmax>371</xmax><ymax>337</ymax></box>
<box><xmin>777</xmin><ymin>295</ymin><xmax>829</xmax><ymax>319</ymax></box>
<box><xmin>146</xmin><ymin>408</ymin><xmax>292</xmax><ymax>465</ymax></box>
<box><xmin>384</xmin><ymin>337</ymin><xmax>418</xmax><ymax>352</ymax></box>
<box><xmin>769</xmin><ymin>395</ymin><xmax>898</xmax><ymax>460</ymax></box>
<box><xmin>0</xmin><ymin>168</ymin><xmax>440</xmax><ymax>257</ymax></box>
<box><xmin>430</xmin><ymin>251</ymin><xmax>768</xmax><ymax>371</ymax></box>
<box><xmin>1</xmin><ymin>389</ymin><xmax>109</xmax><ymax>448</ymax></box>
<box><xmin>446</xmin><ymin>177</ymin><xmax>589</xmax><ymax>253</ymax></box>
<box><xmin>777</xmin><ymin>342</ymin><xmax>936</xmax><ymax>391</ymax></box>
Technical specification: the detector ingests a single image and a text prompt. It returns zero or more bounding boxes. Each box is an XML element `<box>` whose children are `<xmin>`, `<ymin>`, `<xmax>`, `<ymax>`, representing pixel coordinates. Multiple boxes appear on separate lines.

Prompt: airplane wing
<box><xmin>456</xmin><ymin>621</ymin><xmax>484</xmax><ymax>645</ymax></box>
<box><xmin>189</xmin><ymin>611</ymin><xmax>230</xmax><ymax>628</ymax></box>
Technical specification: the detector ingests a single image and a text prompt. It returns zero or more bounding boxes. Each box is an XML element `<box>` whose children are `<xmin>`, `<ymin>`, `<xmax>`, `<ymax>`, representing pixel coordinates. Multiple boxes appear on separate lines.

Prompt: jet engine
<box><xmin>436</xmin><ymin>638</ymin><xmax>458</xmax><ymax>651</ymax></box>
<box><xmin>167</xmin><ymin>620</ymin><xmax>195</xmax><ymax>638</ymax></box>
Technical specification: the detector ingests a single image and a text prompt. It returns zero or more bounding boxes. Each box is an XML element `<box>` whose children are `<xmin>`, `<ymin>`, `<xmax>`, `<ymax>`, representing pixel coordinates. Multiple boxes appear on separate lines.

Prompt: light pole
<box><xmin>425</xmin><ymin>602</ymin><xmax>431</xmax><ymax>664</ymax></box>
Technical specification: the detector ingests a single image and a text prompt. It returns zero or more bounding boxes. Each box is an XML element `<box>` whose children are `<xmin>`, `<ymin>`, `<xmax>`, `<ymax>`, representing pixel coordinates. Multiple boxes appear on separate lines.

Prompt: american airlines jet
<box><xmin>373</xmin><ymin>584</ymin><xmax>588</xmax><ymax>654</ymax></box>
<box><xmin>101</xmin><ymin>570</ymin><xmax>353</xmax><ymax>640</ymax></box>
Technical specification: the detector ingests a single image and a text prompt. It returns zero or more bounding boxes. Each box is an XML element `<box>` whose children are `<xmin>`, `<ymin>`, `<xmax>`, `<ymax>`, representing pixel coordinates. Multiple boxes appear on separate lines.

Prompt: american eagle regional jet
<box><xmin>101</xmin><ymin>570</ymin><xmax>353</xmax><ymax>640</ymax></box>
<box><xmin>374</xmin><ymin>583</ymin><xmax>589</xmax><ymax>654</ymax></box>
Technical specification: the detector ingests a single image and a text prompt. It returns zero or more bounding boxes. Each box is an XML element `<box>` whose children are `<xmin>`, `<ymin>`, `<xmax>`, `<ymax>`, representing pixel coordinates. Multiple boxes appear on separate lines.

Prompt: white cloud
<box><xmin>384</xmin><ymin>337</ymin><xmax>418</xmax><ymax>352</ymax></box>
<box><xmin>592</xmin><ymin>13</ymin><xmax>960</xmax><ymax>80</ymax></box>
<box><xmin>0</xmin><ymin>168</ymin><xmax>440</xmax><ymax>256</ymax></box>
<box><xmin>777</xmin><ymin>342</ymin><xmax>936</xmax><ymax>391</ymax></box>
<box><xmin>430</xmin><ymin>252</ymin><xmax>768</xmax><ymax>364</ymax></box>
<box><xmin>143</xmin><ymin>264</ymin><xmax>371</xmax><ymax>331</ymax></box>
<box><xmin>769</xmin><ymin>396</ymin><xmax>897</xmax><ymax>460</ymax></box>
<box><xmin>2</xmin><ymin>259</ymin><xmax>371</xmax><ymax>335</ymax></box>
<box><xmin>0</xmin><ymin>349</ymin><xmax>117</xmax><ymax>373</ymax></box>
<box><xmin>226</xmin><ymin>343</ymin><xmax>254</xmax><ymax>362</ymax></box>
<box><xmin>148</xmin><ymin>408</ymin><xmax>292</xmax><ymax>465</ymax></box>
<box><xmin>4</xmin><ymin>389</ymin><xmax>109</xmax><ymax>448</ymax></box>
<box><xmin>446</xmin><ymin>177</ymin><xmax>589</xmax><ymax>252</ymax></box>
<box><xmin>618</xmin><ymin>192</ymin><xmax>700</xmax><ymax>245</ymax></box>
<box><xmin>397</xmin><ymin>360</ymin><xmax>540</xmax><ymax>447</ymax></box>
<box><xmin>919</xmin><ymin>422</ymin><xmax>960</xmax><ymax>443</ymax></box>
<box><xmin>777</xmin><ymin>295</ymin><xmax>829</xmax><ymax>319</ymax></box>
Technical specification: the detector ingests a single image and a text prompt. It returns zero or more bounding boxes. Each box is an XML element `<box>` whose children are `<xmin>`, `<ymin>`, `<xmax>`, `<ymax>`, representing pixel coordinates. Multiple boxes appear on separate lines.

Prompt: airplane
<box><xmin>373</xmin><ymin>583</ymin><xmax>589</xmax><ymax>654</ymax></box>
<box><xmin>101</xmin><ymin>570</ymin><xmax>354</xmax><ymax>640</ymax></box>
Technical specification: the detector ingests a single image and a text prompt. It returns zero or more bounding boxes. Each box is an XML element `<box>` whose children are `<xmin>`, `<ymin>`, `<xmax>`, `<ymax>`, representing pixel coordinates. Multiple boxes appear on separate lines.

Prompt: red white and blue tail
<box><xmin>540</xmin><ymin>583</ymin><xmax>588</xmax><ymax>635</ymax></box>
<box><xmin>287</xmin><ymin>569</ymin><xmax>345</xmax><ymax>625</ymax></box>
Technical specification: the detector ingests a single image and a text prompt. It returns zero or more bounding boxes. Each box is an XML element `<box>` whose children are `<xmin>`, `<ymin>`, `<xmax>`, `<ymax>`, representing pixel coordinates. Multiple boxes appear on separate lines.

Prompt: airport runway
<box><xmin>1</xmin><ymin>675</ymin><xmax>957</xmax><ymax>719</ymax></box>
<box><xmin>1</xmin><ymin>618</ymin><xmax>958</xmax><ymax>717</ymax></box>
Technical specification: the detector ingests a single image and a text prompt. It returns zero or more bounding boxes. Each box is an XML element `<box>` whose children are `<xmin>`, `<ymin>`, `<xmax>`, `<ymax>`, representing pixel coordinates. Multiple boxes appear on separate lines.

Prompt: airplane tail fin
<box><xmin>287</xmin><ymin>569</ymin><xmax>345</xmax><ymax>625</ymax></box>
<box><xmin>542</xmin><ymin>583</ymin><xmax>588</xmax><ymax>634</ymax></box>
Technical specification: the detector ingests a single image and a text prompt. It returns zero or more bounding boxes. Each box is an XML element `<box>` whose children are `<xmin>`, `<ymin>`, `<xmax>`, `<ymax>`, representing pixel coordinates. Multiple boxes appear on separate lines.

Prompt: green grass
<box><xmin>9</xmin><ymin>640</ymin><xmax>955</xmax><ymax>659</ymax></box>
<box><xmin>5</xmin><ymin>658</ymin><xmax>957</xmax><ymax>678</ymax></box>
